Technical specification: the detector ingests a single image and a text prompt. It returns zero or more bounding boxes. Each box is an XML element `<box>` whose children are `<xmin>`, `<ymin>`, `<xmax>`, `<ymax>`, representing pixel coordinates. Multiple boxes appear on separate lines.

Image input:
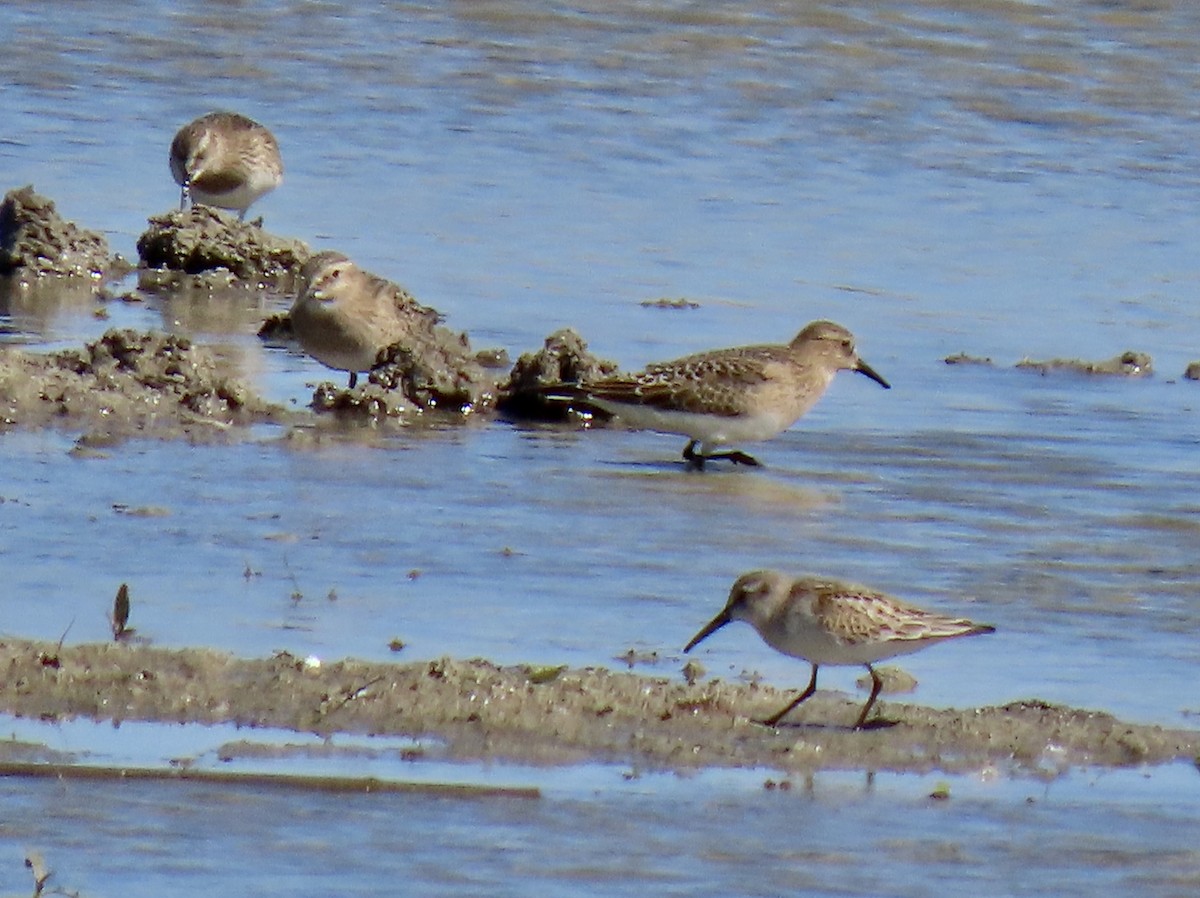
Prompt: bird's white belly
<box><xmin>191</xmin><ymin>174</ymin><xmax>275</xmax><ymax>212</ymax></box>
<box><xmin>593</xmin><ymin>402</ymin><xmax>789</xmax><ymax>447</ymax></box>
<box><xmin>762</xmin><ymin>624</ymin><xmax>931</xmax><ymax>667</ymax></box>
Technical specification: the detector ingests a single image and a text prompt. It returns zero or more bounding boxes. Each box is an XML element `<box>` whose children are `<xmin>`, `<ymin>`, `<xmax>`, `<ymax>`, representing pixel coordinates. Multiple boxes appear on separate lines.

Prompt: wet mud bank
<box><xmin>0</xmin><ymin>328</ymin><xmax>290</xmax><ymax>440</ymax></box>
<box><xmin>1</xmin><ymin>639</ymin><xmax>1196</xmax><ymax>779</ymax></box>
<box><xmin>1</xmin><ymin>184</ymin><xmax>622</xmax><ymax>427</ymax></box>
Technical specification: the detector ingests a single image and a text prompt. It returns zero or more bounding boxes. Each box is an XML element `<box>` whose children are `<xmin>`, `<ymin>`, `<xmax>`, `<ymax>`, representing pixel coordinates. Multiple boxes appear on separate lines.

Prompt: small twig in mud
<box><xmin>38</xmin><ymin>620</ymin><xmax>75</xmax><ymax>668</ymax></box>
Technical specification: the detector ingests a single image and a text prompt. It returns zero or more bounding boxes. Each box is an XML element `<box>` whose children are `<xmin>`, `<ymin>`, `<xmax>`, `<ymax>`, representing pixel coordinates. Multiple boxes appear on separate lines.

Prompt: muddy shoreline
<box><xmin>2</xmin><ymin>638</ymin><xmax>1196</xmax><ymax>780</ymax></box>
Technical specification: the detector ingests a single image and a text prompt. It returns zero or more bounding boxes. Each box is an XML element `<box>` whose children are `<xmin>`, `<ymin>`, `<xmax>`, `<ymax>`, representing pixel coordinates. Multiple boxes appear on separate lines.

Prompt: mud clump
<box><xmin>943</xmin><ymin>352</ymin><xmax>994</xmax><ymax>366</ymax></box>
<box><xmin>306</xmin><ymin>334</ymin><xmax>502</xmax><ymax>421</ymax></box>
<box><xmin>364</xmin><ymin>334</ymin><xmax>500</xmax><ymax>414</ymax></box>
<box><xmin>137</xmin><ymin>206</ymin><xmax>309</xmax><ymax>285</ymax></box>
<box><xmin>1015</xmin><ymin>350</ymin><xmax>1152</xmax><ymax>377</ymax></box>
<box><xmin>0</xmin><ymin>185</ymin><xmax>117</xmax><ymax>281</ymax></box>
<box><xmin>496</xmin><ymin>328</ymin><xmax>621</xmax><ymax>421</ymax></box>
<box><xmin>0</xmin><ymin>328</ymin><xmax>284</xmax><ymax>437</ymax></box>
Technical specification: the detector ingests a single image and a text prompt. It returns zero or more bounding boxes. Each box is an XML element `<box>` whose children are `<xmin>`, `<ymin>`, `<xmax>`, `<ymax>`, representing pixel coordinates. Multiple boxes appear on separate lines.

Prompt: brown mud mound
<box><xmin>1015</xmin><ymin>351</ymin><xmax>1153</xmax><ymax>376</ymax></box>
<box><xmin>943</xmin><ymin>352</ymin><xmax>994</xmax><ymax>366</ymax></box>
<box><xmin>0</xmin><ymin>328</ymin><xmax>285</xmax><ymax>437</ymax></box>
<box><xmin>309</xmin><ymin>341</ymin><xmax>500</xmax><ymax>420</ymax></box>
<box><xmin>497</xmin><ymin>327</ymin><xmax>620</xmax><ymax>421</ymax></box>
<box><xmin>137</xmin><ymin>206</ymin><xmax>309</xmax><ymax>284</ymax></box>
<box><xmin>0</xmin><ymin>185</ymin><xmax>118</xmax><ymax>281</ymax></box>
<box><xmin>2</xmin><ymin>639</ymin><xmax>1195</xmax><ymax>778</ymax></box>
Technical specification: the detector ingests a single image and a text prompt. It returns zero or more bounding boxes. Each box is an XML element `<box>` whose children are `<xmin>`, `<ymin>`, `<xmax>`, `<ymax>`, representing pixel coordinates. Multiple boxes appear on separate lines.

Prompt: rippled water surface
<box><xmin>3</xmin><ymin>0</ymin><xmax>1200</xmax><ymax>893</ymax></box>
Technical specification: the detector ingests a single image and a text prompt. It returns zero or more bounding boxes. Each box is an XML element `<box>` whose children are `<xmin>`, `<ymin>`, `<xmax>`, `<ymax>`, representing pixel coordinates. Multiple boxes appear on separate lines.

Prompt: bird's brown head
<box><xmin>683</xmin><ymin>570</ymin><xmax>780</xmax><ymax>653</ymax></box>
<box><xmin>791</xmin><ymin>320</ymin><xmax>890</xmax><ymax>390</ymax></box>
<box><xmin>298</xmin><ymin>251</ymin><xmax>355</xmax><ymax>303</ymax></box>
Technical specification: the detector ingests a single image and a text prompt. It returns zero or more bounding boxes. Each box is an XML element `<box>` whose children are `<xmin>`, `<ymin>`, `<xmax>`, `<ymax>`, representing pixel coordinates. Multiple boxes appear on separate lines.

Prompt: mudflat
<box><xmin>2</xmin><ymin>638</ymin><xmax>1196</xmax><ymax>779</ymax></box>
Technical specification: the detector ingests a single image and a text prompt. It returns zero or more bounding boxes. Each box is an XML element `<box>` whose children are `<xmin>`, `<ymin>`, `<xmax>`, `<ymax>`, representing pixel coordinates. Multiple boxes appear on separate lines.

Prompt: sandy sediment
<box><xmin>1</xmin><ymin>639</ymin><xmax>1196</xmax><ymax>779</ymax></box>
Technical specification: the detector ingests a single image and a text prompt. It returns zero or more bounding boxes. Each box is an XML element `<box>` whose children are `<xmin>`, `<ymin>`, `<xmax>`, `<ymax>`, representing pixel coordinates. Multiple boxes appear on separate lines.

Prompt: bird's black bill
<box><xmin>683</xmin><ymin>609</ymin><xmax>731</xmax><ymax>653</ymax></box>
<box><xmin>855</xmin><ymin>359</ymin><xmax>890</xmax><ymax>389</ymax></box>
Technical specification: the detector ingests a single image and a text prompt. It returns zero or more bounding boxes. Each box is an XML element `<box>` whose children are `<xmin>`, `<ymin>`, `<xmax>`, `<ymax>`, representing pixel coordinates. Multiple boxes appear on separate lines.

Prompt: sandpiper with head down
<box><xmin>169</xmin><ymin>112</ymin><xmax>283</xmax><ymax>220</ymax></box>
<box><xmin>289</xmin><ymin>251</ymin><xmax>440</xmax><ymax>389</ymax></box>
<box><xmin>551</xmin><ymin>320</ymin><xmax>889</xmax><ymax>468</ymax></box>
<box><xmin>684</xmin><ymin>570</ymin><xmax>994</xmax><ymax>729</ymax></box>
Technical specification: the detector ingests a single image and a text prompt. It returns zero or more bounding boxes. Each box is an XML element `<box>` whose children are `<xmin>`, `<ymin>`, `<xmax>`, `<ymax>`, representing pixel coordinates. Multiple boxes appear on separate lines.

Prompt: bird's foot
<box><xmin>717</xmin><ymin>450</ymin><xmax>762</xmax><ymax>467</ymax></box>
<box><xmin>681</xmin><ymin>442</ymin><xmax>761</xmax><ymax>469</ymax></box>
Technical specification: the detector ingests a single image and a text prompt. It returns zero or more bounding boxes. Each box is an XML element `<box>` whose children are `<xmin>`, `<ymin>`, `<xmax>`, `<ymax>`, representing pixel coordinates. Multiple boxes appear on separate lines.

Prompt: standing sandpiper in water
<box><xmin>549</xmin><ymin>320</ymin><xmax>889</xmax><ymax>468</ymax></box>
<box><xmin>169</xmin><ymin>112</ymin><xmax>283</xmax><ymax>220</ymax></box>
<box><xmin>684</xmin><ymin>570</ymin><xmax>995</xmax><ymax>729</ymax></box>
<box><xmin>289</xmin><ymin>251</ymin><xmax>440</xmax><ymax>389</ymax></box>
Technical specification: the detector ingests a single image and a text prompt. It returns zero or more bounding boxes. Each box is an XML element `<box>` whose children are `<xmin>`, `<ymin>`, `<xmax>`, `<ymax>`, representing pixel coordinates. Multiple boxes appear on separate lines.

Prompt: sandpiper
<box><xmin>289</xmin><ymin>251</ymin><xmax>440</xmax><ymax>388</ymax></box>
<box><xmin>551</xmin><ymin>320</ymin><xmax>889</xmax><ymax>468</ymax></box>
<box><xmin>169</xmin><ymin>112</ymin><xmax>283</xmax><ymax>220</ymax></box>
<box><xmin>684</xmin><ymin>570</ymin><xmax>994</xmax><ymax>729</ymax></box>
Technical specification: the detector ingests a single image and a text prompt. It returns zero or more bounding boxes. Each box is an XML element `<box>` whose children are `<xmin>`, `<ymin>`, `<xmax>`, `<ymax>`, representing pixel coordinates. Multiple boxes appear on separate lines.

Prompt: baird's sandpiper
<box><xmin>550</xmin><ymin>320</ymin><xmax>889</xmax><ymax>468</ymax></box>
<box><xmin>684</xmin><ymin>570</ymin><xmax>994</xmax><ymax>729</ymax></box>
<box><xmin>169</xmin><ymin>112</ymin><xmax>283</xmax><ymax>220</ymax></box>
<box><xmin>289</xmin><ymin>250</ymin><xmax>440</xmax><ymax>389</ymax></box>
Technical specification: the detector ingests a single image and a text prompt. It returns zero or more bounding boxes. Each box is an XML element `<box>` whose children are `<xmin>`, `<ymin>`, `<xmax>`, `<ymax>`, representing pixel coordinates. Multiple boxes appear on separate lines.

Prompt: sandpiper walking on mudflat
<box><xmin>684</xmin><ymin>570</ymin><xmax>994</xmax><ymax>729</ymax></box>
<box><xmin>550</xmin><ymin>320</ymin><xmax>889</xmax><ymax>468</ymax></box>
<box><xmin>169</xmin><ymin>112</ymin><xmax>283</xmax><ymax>220</ymax></box>
<box><xmin>289</xmin><ymin>251</ymin><xmax>440</xmax><ymax>389</ymax></box>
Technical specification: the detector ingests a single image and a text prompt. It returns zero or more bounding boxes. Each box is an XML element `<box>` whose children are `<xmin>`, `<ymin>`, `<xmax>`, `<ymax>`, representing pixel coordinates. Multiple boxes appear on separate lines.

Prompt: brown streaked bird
<box><xmin>289</xmin><ymin>251</ymin><xmax>440</xmax><ymax>389</ymax></box>
<box><xmin>549</xmin><ymin>320</ymin><xmax>889</xmax><ymax>469</ymax></box>
<box><xmin>169</xmin><ymin>112</ymin><xmax>283</xmax><ymax>220</ymax></box>
<box><xmin>684</xmin><ymin>570</ymin><xmax>994</xmax><ymax>730</ymax></box>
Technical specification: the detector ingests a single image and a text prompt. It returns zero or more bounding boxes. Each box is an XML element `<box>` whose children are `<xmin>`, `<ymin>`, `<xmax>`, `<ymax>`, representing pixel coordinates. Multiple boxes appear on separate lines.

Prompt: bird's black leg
<box><xmin>682</xmin><ymin>440</ymin><xmax>706</xmax><ymax>471</ymax></box>
<box><xmin>853</xmin><ymin>664</ymin><xmax>884</xmax><ymax>730</ymax></box>
<box><xmin>684</xmin><ymin>442</ymin><xmax>761</xmax><ymax>469</ymax></box>
<box><xmin>348</xmin><ymin>371</ymin><xmax>358</xmax><ymax>390</ymax></box>
<box><xmin>761</xmin><ymin>664</ymin><xmax>819</xmax><ymax>727</ymax></box>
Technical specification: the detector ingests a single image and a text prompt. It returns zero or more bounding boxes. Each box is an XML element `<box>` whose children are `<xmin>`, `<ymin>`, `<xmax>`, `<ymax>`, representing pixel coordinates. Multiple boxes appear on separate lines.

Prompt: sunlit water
<box><xmin>2</xmin><ymin>0</ymin><xmax>1200</xmax><ymax>893</ymax></box>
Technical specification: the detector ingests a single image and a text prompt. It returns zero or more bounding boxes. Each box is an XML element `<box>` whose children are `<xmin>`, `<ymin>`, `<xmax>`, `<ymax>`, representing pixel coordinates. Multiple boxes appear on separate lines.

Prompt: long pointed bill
<box><xmin>683</xmin><ymin>608</ymin><xmax>732</xmax><ymax>653</ymax></box>
<box><xmin>855</xmin><ymin>359</ymin><xmax>890</xmax><ymax>389</ymax></box>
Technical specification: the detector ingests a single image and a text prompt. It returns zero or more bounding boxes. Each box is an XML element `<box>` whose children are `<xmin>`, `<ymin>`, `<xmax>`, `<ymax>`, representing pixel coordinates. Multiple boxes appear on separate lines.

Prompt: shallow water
<box><xmin>3</xmin><ymin>0</ymin><xmax>1200</xmax><ymax>892</ymax></box>
<box><xmin>4</xmin><ymin>757</ymin><xmax>1200</xmax><ymax>898</ymax></box>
